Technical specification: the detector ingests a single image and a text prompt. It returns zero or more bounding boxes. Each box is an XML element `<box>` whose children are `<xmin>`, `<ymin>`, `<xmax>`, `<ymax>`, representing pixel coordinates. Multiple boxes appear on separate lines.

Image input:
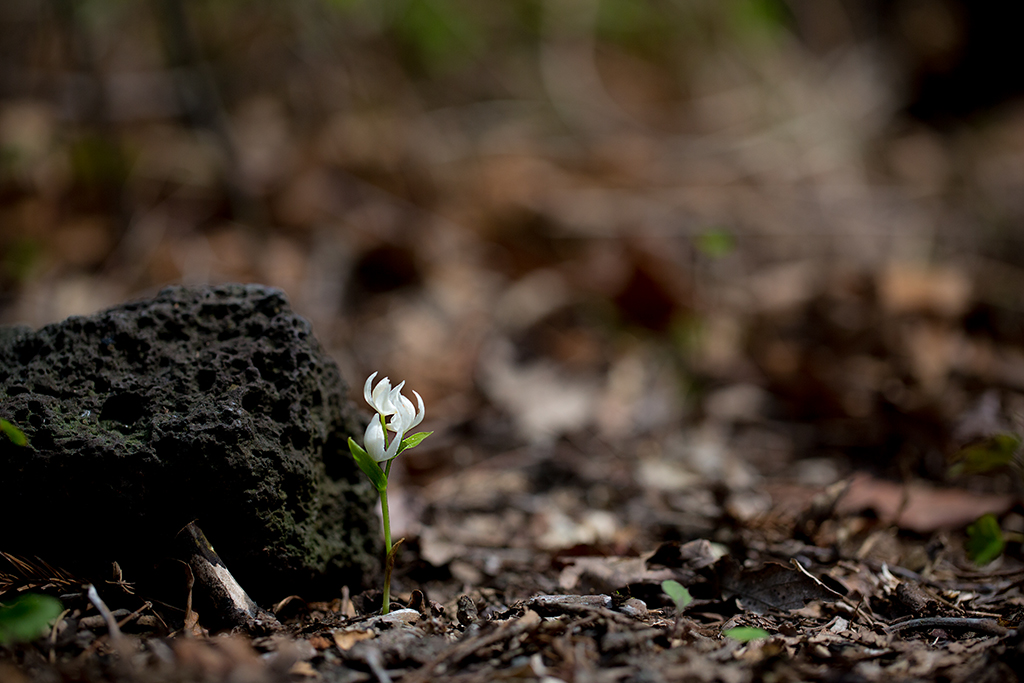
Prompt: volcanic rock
<box><xmin>0</xmin><ymin>284</ymin><xmax>379</xmax><ymax>601</ymax></box>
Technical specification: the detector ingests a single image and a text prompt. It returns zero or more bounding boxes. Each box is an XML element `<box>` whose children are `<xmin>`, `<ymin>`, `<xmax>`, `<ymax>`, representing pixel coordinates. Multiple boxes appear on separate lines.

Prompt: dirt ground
<box><xmin>3</xmin><ymin>2</ymin><xmax>1024</xmax><ymax>681</ymax></box>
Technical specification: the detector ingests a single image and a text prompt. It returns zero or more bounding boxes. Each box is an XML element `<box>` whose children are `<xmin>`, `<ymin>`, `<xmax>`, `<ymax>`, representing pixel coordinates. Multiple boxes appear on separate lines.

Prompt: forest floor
<box><xmin>2</xmin><ymin>442</ymin><xmax>1024</xmax><ymax>682</ymax></box>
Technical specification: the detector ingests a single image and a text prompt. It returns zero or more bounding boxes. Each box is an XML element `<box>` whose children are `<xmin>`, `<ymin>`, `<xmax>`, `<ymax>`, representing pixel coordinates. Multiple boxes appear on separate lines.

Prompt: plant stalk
<box><xmin>380</xmin><ymin>484</ymin><xmax>392</xmax><ymax>615</ymax></box>
<box><xmin>380</xmin><ymin>434</ymin><xmax>395</xmax><ymax>615</ymax></box>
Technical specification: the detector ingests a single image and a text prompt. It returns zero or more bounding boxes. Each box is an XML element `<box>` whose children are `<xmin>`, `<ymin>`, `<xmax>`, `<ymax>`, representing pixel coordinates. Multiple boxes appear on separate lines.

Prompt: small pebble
<box><xmin>370</xmin><ymin>609</ymin><xmax>420</xmax><ymax>628</ymax></box>
<box><xmin>617</xmin><ymin>598</ymin><xmax>648</xmax><ymax>619</ymax></box>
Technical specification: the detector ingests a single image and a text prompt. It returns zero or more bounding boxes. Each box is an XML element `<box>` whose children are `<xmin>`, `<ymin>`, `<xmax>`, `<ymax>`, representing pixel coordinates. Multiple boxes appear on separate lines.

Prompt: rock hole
<box><xmin>100</xmin><ymin>393</ymin><xmax>148</xmax><ymax>426</ymax></box>
<box><xmin>157</xmin><ymin>321</ymin><xmax>190</xmax><ymax>343</ymax></box>
<box><xmin>252</xmin><ymin>352</ymin><xmax>272</xmax><ymax>378</ymax></box>
<box><xmin>197</xmin><ymin>369</ymin><xmax>216</xmax><ymax>392</ymax></box>
<box><xmin>271</xmin><ymin>400</ymin><xmax>291</xmax><ymax>423</ymax></box>
<box><xmin>200</xmin><ymin>303</ymin><xmax>233</xmax><ymax>320</ymax></box>
<box><xmin>17</xmin><ymin>339</ymin><xmax>43</xmax><ymax>364</ymax></box>
<box><xmin>114</xmin><ymin>333</ymin><xmax>151</xmax><ymax>364</ymax></box>
<box><xmin>242</xmin><ymin>391</ymin><xmax>263</xmax><ymax>413</ymax></box>
<box><xmin>286</xmin><ymin>426</ymin><xmax>311</xmax><ymax>451</ymax></box>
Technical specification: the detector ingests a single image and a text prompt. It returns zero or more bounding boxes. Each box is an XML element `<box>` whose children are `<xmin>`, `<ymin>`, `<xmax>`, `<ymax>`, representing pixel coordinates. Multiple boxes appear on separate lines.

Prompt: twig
<box><xmin>48</xmin><ymin>609</ymin><xmax>70</xmax><ymax>664</ymax></box>
<box><xmin>883</xmin><ymin>617</ymin><xmax>1009</xmax><ymax>636</ymax></box>
<box><xmin>76</xmin><ymin>585</ymin><xmax>136</xmax><ymax>675</ymax></box>
<box><xmin>87</xmin><ymin>584</ymin><xmax>126</xmax><ymax>646</ymax></box>
<box><xmin>364</xmin><ymin>648</ymin><xmax>393</xmax><ymax>683</ymax></box>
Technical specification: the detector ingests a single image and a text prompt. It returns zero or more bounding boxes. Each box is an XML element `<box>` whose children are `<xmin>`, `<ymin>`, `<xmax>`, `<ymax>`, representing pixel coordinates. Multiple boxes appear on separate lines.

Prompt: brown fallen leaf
<box><xmin>716</xmin><ymin>558</ymin><xmax>841</xmax><ymax>614</ymax></box>
<box><xmin>333</xmin><ymin>629</ymin><xmax>376</xmax><ymax>651</ymax></box>
<box><xmin>835</xmin><ymin>472</ymin><xmax>1016</xmax><ymax>533</ymax></box>
<box><xmin>306</xmin><ymin>635</ymin><xmax>333</xmax><ymax>651</ymax></box>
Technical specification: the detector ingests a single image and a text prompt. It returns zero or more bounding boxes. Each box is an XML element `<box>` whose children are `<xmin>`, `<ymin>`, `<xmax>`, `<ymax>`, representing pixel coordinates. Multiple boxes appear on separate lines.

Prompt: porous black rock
<box><xmin>0</xmin><ymin>284</ymin><xmax>379</xmax><ymax>602</ymax></box>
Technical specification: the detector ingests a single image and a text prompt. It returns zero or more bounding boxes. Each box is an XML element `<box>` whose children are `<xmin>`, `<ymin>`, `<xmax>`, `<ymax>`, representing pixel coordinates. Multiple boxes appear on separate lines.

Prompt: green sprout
<box><xmin>348</xmin><ymin>372</ymin><xmax>432</xmax><ymax>615</ymax></box>
<box><xmin>662</xmin><ymin>579</ymin><xmax>693</xmax><ymax>636</ymax></box>
<box><xmin>723</xmin><ymin>626</ymin><xmax>771</xmax><ymax>642</ymax></box>
<box><xmin>966</xmin><ymin>514</ymin><xmax>1004</xmax><ymax>566</ymax></box>
<box><xmin>0</xmin><ymin>593</ymin><xmax>63</xmax><ymax>645</ymax></box>
<box><xmin>1</xmin><ymin>418</ymin><xmax>28</xmax><ymax>447</ymax></box>
<box><xmin>661</xmin><ymin>579</ymin><xmax>692</xmax><ymax>613</ymax></box>
<box><xmin>947</xmin><ymin>433</ymin><xmax>1022</xmax><ymax>478</ymax></box>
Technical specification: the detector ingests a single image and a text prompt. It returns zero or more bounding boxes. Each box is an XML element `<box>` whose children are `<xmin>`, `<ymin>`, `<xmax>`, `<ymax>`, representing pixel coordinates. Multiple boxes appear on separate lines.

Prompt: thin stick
<box><xmin>883</xmin><ymin>617</ymin><xmax>1008</xmax><ymax>636</ymax></box>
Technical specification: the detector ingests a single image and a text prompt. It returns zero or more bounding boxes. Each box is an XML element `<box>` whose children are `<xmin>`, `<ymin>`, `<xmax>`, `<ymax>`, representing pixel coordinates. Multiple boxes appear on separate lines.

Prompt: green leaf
<box><xmin>695</xmin><ymin>228</ymin><xmax>736</xmax><ymax>258</ymax></box>
<box><xmin>661</xmin><ymin>579</ymin><xmax>692</xmax><ymax>612</ymax></box>
<box><xmin>0</xmin><ymin>594</ymin><xmax>63</xmax><ymax>645</ymax></box>
<box><xmin>966</xmin><ymin>513</ymin><xmax>1004</xmax><ymax>566</ymax></box>
<box><xmin>348</xmin><ymin>437</ymin><xmax>389</xmax><ymax>492</ymax></box>
<box><xmin>0</xmin><ymin>418</ymin><xmax>28</xmax><ymax>447</ymax></box>
<box><xmin>948</xmin><ymin>433</ymin><xmax>1021</xmax><ymax>478</ymax></box>
<box><xmin>396</xmin><ymin>430</ymin><xmax>433</xmax><ymax>455</ymax></box>
<box><xmin>723</xmin><ymin>626</ymin><xmax>771</xmax><ymax>642</ymax></box>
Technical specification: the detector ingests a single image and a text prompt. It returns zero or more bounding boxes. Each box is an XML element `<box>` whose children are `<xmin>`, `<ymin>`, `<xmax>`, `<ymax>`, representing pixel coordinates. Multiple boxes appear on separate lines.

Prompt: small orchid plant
<box><xmin>348</xmin><ymin>372</ymin><xmax>432</xmax><ymax>614</ymax></box>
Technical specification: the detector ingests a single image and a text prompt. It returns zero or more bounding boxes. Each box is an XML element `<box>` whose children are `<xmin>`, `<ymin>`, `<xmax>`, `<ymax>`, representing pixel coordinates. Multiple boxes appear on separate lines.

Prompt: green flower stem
<box><xmin>380</xmin><ymin>434</ymin><xmax>396</xmax><ymax>615</ymax></box>
<box><xmin>380</xmin><ymin>483</ymin><xmax>393</xmax><ymax>615</ymax></box>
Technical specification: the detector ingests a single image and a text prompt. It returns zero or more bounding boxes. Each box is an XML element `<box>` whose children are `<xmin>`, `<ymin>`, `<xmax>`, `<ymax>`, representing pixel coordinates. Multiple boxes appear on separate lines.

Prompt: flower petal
<box><xmin>369</xmin><ymin>375</ymin><xmax>396</xmax><ymax>415</ymax></box>
<box><xmin>387</xmin><ymin>381</ymin><xmax>405</xmax><ymax>415</ymax></box>
<box><xmin>364</xmin><ymin>418</ymin><xmax>387</xmax><ymax>461</ymax></box>
<box><xmin>363</xmin><ymin>372</ymin><xmax>378</xmax><ymax>408</ymax></box>
<box><xmin>409</xmin><ymin>390</ymin><xmax>425</xmax><ymax>430</ymax></box>
<box><xmin>365</xmin><ymin>415</ymin><xmax>402</xmax><ymax>462</ymax></box>
<box><xmin>383</xmin><ymin>432</ymin><xmax>402</xmax><ymax>461</ymax></box>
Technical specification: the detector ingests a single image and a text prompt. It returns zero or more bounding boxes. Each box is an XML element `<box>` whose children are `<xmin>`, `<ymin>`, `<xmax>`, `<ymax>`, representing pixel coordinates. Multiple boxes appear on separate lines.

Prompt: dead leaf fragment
<box><xmin>717</xmin><ymin>558</ymin><xmax>841</xmax><ymax>614</ymax></box>
<box><xmin>836</xmin><ymin>473</ymin><xmax>1016</xmax><ymax>532</ymax></box>
<box><xmin>306</xmin><ymin>635</ymin><xmax>333</xmax><ymax>651</ymax></box>
<box><xmin>333</xmin><ymin>629</ymin><xmax>376</xmax><ymax>651</ymax></box>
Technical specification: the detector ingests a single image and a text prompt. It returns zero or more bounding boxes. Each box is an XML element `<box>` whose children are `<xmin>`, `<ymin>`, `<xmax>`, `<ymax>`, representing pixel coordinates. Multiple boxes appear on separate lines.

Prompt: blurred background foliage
<box><xmin>4</xmin><ymin>0</ymin><xmax>1024</xmax><ymax>491</ymax></box>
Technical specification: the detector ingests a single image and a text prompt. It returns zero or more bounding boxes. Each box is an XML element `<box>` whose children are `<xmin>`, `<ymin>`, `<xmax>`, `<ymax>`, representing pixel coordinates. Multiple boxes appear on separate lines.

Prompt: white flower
<box><xmin>364</xmin><ymin>372</ymin><xmax>399</xmax><ymax>416</ymax></box>
<box><xmin>362</xmin><ymin>371</ymin><xmax>426</xmax><ymax>461</ymax></box>
<box><xmin>389</xmin><ymin>390</ymin><xmax>425</xmax><ymax>435</ymax></box>
<box><xmin>364</xmin><ymin>415</ymin><xmax>401</xmax><ymax>462</ymax></box>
